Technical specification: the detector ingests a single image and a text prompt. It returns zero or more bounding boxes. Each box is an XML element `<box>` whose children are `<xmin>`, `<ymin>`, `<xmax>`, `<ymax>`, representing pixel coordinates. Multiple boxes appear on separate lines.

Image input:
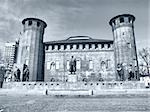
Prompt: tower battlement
<box><xmin>22</xmin><ymin>18</ymin><xmax>47</xmax><ymax>31</ymax></box>
<box><xmin>109</xmin><ymin>14</ymin><xmax>139</xmax><ymax>81</ymax></box>
<box><xmin>109</xmin><ymin>14</ymin><xmax>135</xmax><ymax>30</ymax></box>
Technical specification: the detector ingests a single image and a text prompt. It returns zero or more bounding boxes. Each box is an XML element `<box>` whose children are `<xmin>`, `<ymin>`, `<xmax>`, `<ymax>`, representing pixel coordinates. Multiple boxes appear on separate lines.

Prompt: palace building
<box><xmin>44</xmin><ymin>36</ymin><xmax>114</xmax><ymax>82</ymax></box>
<box><xmin>16</xmin><ymin>14</ymin><xmax>139</xmax><ymax>82</ymax></box>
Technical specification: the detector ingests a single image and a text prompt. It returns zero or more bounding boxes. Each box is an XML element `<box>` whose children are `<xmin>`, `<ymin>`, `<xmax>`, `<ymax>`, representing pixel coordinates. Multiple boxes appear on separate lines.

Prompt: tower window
<box><xmin>28</xmin><ymin>21</ymin><xmax>32</xmax><ymax>26</ymax></box>
<box><xmin>37</xmin><ymin>22</ymin><xmax>40</xmax><ymax>27</ymax></box>
<box><xmin>120</xmin><ymin>18</ymin><xmax>124</xmax><ymax>23</ymax></box>
<box><xmin>129</xmin><ymin>18</ymin><xmax>132</xmax><ymax>23</ymax></box>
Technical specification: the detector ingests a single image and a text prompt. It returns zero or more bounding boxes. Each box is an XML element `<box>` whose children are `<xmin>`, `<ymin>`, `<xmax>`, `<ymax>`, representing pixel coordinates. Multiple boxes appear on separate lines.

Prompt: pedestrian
<box><xmin>128</xmin><ymin>64</ymin><xmax>134</xmax><ymax>81</ymax></box>
<box><xmin>0</xmin><ymin>66</ymin><xmax>5</xmax><ymax>88</ymax></box>
<box><xmin>16</xmin><ymin>68</ymin><xmax>21</xmax><ymax>82</ymax></box>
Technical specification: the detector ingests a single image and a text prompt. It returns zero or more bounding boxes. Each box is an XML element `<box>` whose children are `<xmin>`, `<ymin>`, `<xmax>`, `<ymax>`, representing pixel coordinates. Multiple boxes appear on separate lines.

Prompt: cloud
<box><xmin>0</xmin><ymin>0</ymin><xmax>149</xmax><ymax>50</ymax></box>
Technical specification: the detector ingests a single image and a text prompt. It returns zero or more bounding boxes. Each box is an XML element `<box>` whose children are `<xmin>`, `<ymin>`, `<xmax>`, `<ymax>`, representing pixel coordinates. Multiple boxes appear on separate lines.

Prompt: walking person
<box><xmin>128</xmin><ymin>64</ymin><xmax>134</xmax><ymax>81</ymax></box>
<box><xmin>16</xmin><ymin>68</ymin><xmax>21</xmax><ymax>82</ymax></box>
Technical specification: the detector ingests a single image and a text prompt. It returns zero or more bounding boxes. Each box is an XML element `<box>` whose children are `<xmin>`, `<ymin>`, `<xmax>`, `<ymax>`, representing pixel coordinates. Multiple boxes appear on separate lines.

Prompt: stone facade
<box><xmin>16</xmin><ymin>14</ymin><xmax>139</xmax><ymax>82</ymax></box>
<box><xmin>44</xmin><ymin>36</ymin><xmax>115</xmax><ymax>82</ymax></box>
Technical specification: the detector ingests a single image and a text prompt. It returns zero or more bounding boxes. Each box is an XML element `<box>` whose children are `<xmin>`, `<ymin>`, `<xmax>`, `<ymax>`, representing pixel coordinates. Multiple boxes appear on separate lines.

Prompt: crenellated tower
<box><xmin>18</xmin><ymin>18</ymin><xmax>47</xmax><ymax>81</ymax></box>
<box><xmin>109</xmin><ymin>14</ymin><xmax>139</xmax><ymax>80</ymax></box>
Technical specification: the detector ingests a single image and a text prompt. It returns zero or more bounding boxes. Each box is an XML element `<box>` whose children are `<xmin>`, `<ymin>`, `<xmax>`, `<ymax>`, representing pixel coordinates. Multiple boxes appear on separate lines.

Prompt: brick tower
<box><xmin>109</xmin><ymin>14</ymin><xmax>139</xmax><ymax>80</ymax></box>
<box><xmin>19</xmin><ymin>18</ymin><xmax>47</xmax><ymax>81</ymax></box>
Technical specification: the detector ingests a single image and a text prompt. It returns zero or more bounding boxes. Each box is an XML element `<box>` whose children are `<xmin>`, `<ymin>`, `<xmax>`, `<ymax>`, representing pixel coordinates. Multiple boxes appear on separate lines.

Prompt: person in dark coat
<box><xmin>22</xmin><ymin>64</ymin><xmax>27</xmax><ymax>81</ymax></box>
<box><xmin>16</xmin><ymin>68</ymin><xmax>21</xmax><ymax>82</ymax></box>
<box><xmin>128</xmin><ymin>64</ymin><xmax>134</xmax><ymax>81</ymax></box>
<box><xmin>0</xmin><ymin>66</ymin><xmax>5</xmax><ymax>88</ymax></box>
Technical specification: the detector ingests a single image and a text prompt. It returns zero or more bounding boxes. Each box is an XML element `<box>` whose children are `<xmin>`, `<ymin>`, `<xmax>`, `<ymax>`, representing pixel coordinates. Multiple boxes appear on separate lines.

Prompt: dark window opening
<box><xmin>58</xmin><ymin>45</ymin><xmax>61</xmax><ymax>50</ymax></box>
<box><xmin>120</xmin><ymin>18</ymin><xmax>124</xmax><ymax>23</ymax></box>
<box><xmin>28</xmin><ymin>21</ymin><xmax>32</xmax><ymax>26</ymax></box>
<box><xmin>101</xmin><ymin>44</ymin><xmax>104</xmax><ymax>48</ymax></box>
<box><xmin>76</xmin><ymin>44</ymin><xmax>79</xmax><ymax>49</ymax></box>
<box><xmin>52</xmin><ymin>45</ymin><xmax>55</xmax><ymax>50</ymax></box>
<box><xmin>129</xmin><ymin>18</ymin><xmax>131</xmax><ymax>23</ymax></box>
<box><xmin>45</xmin><ymin>46</ymin><xmax>48</xmax><ymax>50</ymax></box>
<box><xmin>89</xmin><ymin>44</ymin><xmax>91</xmax><ymax>49</ymax></box>
<box><xmin>37</xmin><ymin>22</ymin><xmax>40</xmax><ymax>27</ymax></box>
<box><xmin>64</xmin><ymin>45</ymin><xmax>67</xmax><ymax>50</ymax></box>
<box><xmin>113</xmin><ymin>21</ymin><xmax>116</xmax><ymax>25</ymax></box>
<box><xmin>83</xmin><ymin>44</ymin><xmax>85</xmax><ymax>49</ymax></box>
<box><xmin>70</xmin><ymin>44</ymin><xmax>73</xmax><ymax>49</ymax></box>
<box><xmin>95</xmin><ymin>44</ymin><xmax>98</xmax><ymax>49</ymax></box>
<box><xmin>108</xmin><ymin>44</ymin><xmax>110</xmax><ymax>48</ymax></box>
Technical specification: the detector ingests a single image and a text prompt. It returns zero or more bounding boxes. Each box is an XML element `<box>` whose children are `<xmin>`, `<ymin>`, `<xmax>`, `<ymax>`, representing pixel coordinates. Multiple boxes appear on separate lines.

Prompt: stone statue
<box><xmin>69</xmin><ymin>56</ymin><xmax>76</xmax><ymax>74</ymax></box>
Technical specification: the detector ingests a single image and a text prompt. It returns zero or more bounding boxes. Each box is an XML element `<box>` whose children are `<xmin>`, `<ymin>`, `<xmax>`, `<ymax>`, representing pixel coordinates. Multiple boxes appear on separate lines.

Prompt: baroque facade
<box><xmin>44</xmin><ymin>36</ymin><xmax>115</xmax><ymax>82</ymax></box>
<box><xmin>17</xmin><ymin>14</ymin><xmax>139</xmax><ymax>82</ymax></box>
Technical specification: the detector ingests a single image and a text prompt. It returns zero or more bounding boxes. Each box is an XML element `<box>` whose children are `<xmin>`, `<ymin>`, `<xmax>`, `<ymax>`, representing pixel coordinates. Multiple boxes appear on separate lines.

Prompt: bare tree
<box><xmin>139</xmin><ymin>48</ymin><xmax>150</xmax><ymax>75</ymax></box>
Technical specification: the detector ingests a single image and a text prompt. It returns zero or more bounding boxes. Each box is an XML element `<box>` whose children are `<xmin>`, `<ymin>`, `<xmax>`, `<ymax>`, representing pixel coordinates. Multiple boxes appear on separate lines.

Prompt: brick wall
<box><xmin>44</xmin><ymin>50</ymin><xmax>115</xmax><ymax>82</ymax></box>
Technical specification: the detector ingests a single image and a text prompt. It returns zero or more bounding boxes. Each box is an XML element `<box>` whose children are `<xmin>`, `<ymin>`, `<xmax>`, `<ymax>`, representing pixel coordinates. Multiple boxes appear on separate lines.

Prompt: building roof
<box><xmin>44</xmin><ymin>36</ymin><xmax>113</xmax><ymax>45</ymax></box>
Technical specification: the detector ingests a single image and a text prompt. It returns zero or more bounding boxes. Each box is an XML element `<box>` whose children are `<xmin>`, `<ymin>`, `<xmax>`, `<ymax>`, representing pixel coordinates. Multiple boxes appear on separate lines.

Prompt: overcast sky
<box><xmin>0</xmin><ymin>0</ymin><xmax>149</xmax><ymax>50</ymax></box>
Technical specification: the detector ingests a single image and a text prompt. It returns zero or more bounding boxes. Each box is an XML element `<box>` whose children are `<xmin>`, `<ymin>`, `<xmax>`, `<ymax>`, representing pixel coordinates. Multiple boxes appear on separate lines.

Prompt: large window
<box><xmin>47</xmin><ymin>61</ymin><xmax>51</xmax><ymax>70</ymax></box>
<box><xmin>89</xmin><ymin>60</ymin><xmax>93</xmax><ymax>70</ymax></box>
<box><xmin>67</xmin><ymin>60</ymin><xmax>70</xmax><ymax>70</ymax></box>
<box><xmin>76</xmin><ymin>60</ymin><xmax>81</xmax><ymax>69</ymax></box>
<box><xmin>56</xmin><ymin>61</ymin><xmax>59</xmax><ymax>70</ymax></box>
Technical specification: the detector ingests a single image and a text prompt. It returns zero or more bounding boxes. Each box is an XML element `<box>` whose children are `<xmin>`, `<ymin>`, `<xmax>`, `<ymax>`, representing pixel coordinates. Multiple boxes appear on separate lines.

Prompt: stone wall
<box><xmin>45</xmin><ymin>50</ymin><xmax>115</xmax><ymax>82</ymax></box>
<box><xmin>3</xmin><ymin>81</ymin><xmax>145</xmax><ymax>90</ymax></box>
